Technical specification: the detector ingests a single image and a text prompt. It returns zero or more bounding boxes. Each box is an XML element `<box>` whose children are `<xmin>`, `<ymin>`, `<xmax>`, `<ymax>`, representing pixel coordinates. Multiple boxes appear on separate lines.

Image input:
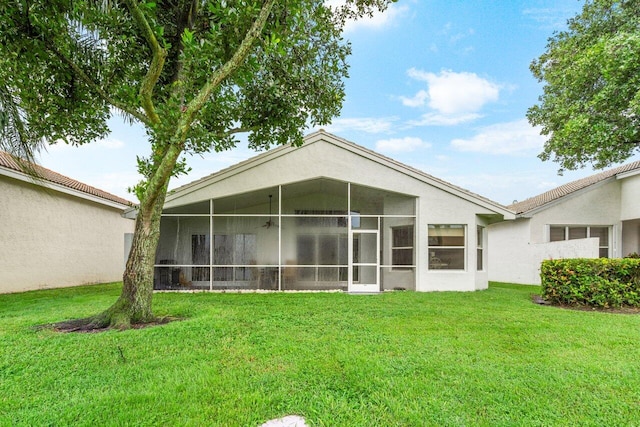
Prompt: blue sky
<box><xmin>38</xmin><ymin>0</ymin><xmax>636</xmax><ymax>205</ymax></box>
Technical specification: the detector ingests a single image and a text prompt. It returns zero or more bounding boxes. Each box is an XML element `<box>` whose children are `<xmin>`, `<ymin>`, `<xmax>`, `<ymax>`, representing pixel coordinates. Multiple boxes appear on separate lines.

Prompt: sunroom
<box><xmin>154</xmin><ymin>178</ymin><xmax>417</xmax><ymax>292</ymax></box>
<box><xmin>151</xmin><ymin>130</ymin><xmax>514</xmax><ymax>292</ymax></box>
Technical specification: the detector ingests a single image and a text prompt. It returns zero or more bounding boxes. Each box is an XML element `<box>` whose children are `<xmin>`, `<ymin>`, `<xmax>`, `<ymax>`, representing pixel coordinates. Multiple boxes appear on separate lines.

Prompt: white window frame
<box><xmin>428</xmin><ymin>224</ymin><xmax>466</xmax><ymax>270</ymax></box>
<box><xmin>391</xmin><ymin>225</ymin><xmax>414</xmax><ymax>271</ymax></box>
<box><xmin>476</xmin><ymin>225</ymin><xmax>484</xmax><ymax>271</ymax></box>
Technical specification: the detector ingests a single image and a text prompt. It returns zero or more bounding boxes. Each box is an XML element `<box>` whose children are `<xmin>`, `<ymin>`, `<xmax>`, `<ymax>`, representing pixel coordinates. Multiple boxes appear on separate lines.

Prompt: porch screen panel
<box><xmin>156</xmin><ymin>216</ymin><xmax>210</xmax><ymax>266</ymax></box>
<box><xmin>162</xmin><ymin>200</ymin><xmax>210</xmax><ymax>214</ymax></box>
<box><xmin>213</xmin><ymin>187</ymin><xmax>279</xmax><ymax>214</ymax></box>
<box><xmin>549</xmin><ymin>226</ymin><xmax>566</xmax><ymax>242</ymax></box>
<box><xmin>351</xmin><ymin>184</ymin><xmax>415</xmax><ymax>215</ymax></box>
<box><xmin>590</xmin><ymin>227</ymin><xmax>609</xmax><ymax>257</ymax></box>
<box><xmin>212</xmin><ymin>215</ymin><xmax>273</xmax><ymax>289</ymax></box>
<box><xmin>155</xmin><ymin>216</ymin><xmax>211</xmax><ymax>290</ymax></box>
<box><xmin>281</xmin><ymin>179</ymin><xmax>348</xmax><ymax>214</ymax></box>
<box><xmin>280</xmin><ymin>216</ymin><xmax>348</xmax><ymax>290</ymax></box>
<box><xmin>549</xmin><ymin>225</ymin><xmax>611</xmax><ymax>258</ymax></box>
<box><xmin>213</xmin><ymin>216</ymin><xmax>277</xmax><ymax>266</ymax></box>
<box><xmin>569</xmin><ymin>227</ymin><xmax>588</xmax><ymax>240</ymax></box>
<box><xmin>192</xmin><ymin>234</ymin><xmax>210</xmax><ymax>281</ymax></box>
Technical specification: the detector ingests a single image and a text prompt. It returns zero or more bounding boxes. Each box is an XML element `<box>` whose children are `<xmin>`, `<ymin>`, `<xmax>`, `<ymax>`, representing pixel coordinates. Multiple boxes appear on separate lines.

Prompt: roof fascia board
<box><xmin>0</xmin><ymin>166</ymin><xmax>131</xmax><ymax>210</ymax></box>
<box><xmin>517</xmin><ymin>177</ymin><xmax>616</xmax><ymax>218</ymax></box>
<box><xmin>616</xmin><ymin>168</ymin><xmax>640</xmax><ymax>180</ymax></box>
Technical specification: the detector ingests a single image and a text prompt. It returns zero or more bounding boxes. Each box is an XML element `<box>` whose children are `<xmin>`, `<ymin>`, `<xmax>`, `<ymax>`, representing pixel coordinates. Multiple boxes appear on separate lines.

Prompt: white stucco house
<box><xmin>154</xmin><ymin>130</ymin><xmax>514</xmax><ymax>293</ymax></box>
<box><xmin>0</xmin><ymin>151</ymin><xmax>135</xmax><ymax>293</ymax></box>
<box><xmin>488</xmin><ymin>161</ymin><xmax>640</xmax><ymax>285</ymax></box>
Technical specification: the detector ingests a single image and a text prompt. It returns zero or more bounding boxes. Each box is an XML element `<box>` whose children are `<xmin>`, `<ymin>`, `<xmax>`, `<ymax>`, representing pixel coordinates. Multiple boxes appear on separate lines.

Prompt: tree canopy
<box><xmin>0</xmin><ymin>0</ymin><xmax>392</xmax><ymax>329</ymax></box>
<box><xmin>528</xmin><ymin>0</ymin><xmax>640</xmax><ymax>171</ymax></box>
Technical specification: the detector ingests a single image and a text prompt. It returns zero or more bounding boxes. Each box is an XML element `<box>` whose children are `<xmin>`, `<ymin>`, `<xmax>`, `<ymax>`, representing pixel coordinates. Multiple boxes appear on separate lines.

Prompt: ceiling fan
<box><xmin>262</xmin><ymin>194</ymin><xmax>278</xmax><ymax>229</ymax></box>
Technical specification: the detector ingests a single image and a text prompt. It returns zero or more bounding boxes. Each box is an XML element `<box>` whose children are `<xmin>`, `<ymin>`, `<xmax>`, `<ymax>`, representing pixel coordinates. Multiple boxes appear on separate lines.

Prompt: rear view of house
<box><xmin>155</xmin><ymin>131</ymin><xmax>514</xmax><ymax>293</ymax></box>
<box><xmin>488</xmin><ymin>161</ymin><xmax>640</xmax><ymax>285</ymax></box>
<box><xmin>0</xmin><ymin>151</ymin><xmax>135</xmax><ymax>293</ymax></box>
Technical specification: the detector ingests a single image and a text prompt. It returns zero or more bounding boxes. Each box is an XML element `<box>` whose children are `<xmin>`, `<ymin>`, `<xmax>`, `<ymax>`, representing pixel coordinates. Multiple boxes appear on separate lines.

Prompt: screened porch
<box><xmin>154</xmin><ymin>178</ymin><xmax>416</xmax><ymax>292</ymax></box>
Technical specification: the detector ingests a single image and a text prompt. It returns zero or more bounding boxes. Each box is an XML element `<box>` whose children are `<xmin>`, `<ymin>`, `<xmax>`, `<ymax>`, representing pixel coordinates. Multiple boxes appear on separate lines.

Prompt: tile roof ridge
<box><xmin>0</xmin><ymin>150</ymin><xmax>135</xmax><ymax>207</ymax></box>
<box><xmin>508</xmin><ymin>160</ymin><xmax>640</xmax><ymax>214</ymax></box>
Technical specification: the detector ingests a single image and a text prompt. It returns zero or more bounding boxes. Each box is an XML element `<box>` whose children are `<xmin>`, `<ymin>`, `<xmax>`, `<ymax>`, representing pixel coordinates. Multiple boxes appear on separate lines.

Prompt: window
<box><xmin>549</xmin><ymin>226</ymin><xmax>610</xmax><ymax>258</ymax></box>
<box><xmin>392</xmin><ymin>225</ymin><xmax>414</xmax><ymax>270</ymax></box>
<box><xmin>428</xmin><ymin>225</ymin><xmax>465</xmax><ymax>270</ymax></box>
<box><xmin>476</xmin><ymin>226</ymin><xmax>484</xmax><ymax>271</ymax></box>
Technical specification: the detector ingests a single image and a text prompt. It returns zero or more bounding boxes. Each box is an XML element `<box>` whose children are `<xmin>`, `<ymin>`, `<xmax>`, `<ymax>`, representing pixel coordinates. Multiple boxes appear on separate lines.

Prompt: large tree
<box><xmin>0</xmin><ymin>0</ymin><xmax>392</xmax><ymax>329</ymax></box>
<box><xmin>528</xmin><ymin>0</ymin><xmax>640</xmax><ymax>172</ymax></box>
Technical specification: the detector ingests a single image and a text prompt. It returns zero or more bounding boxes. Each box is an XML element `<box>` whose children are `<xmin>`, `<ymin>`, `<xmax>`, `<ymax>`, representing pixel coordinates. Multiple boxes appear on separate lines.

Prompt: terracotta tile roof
<box><xmin>508</xmin><ymin>161</ymin><xmax>640</xmax><ymax>215</ymax></box>
<box><xmin>0</xmin><ymin>150</ymin><xmax>134</xmax><ymax>207</ymax></box>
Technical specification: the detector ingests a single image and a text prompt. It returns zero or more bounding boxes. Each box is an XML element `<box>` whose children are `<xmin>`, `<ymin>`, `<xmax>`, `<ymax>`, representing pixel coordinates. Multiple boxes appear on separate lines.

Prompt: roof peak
<box><xmin>165</xmin><ymin>130</ymin><xmax>511</xmax><ymax>216</ymax></box>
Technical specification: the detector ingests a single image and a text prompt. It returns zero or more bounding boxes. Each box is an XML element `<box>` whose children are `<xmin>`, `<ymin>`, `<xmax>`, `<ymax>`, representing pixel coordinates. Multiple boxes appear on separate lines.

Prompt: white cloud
<box><xmin>375</xmin><ymin>137</ymin><xmax>431</xmax><ymax>153</ymax></box>
<box><xmin>408</xmin><ymin>112</ymin><xmax>482</xmax><ymax>127</ymax></box>
<box><xmin>325</xmin><ymin>1</ymin><xmax>409</xmax><ymax>33</ymax></box>
<box><xmin>401</xmin><ymin>90</ymin><xmax>429</xmax><ymax>108</ymax></box>
<box><xmin>324</xmin><ymin>117</ymin><xmax>396</xmax><ymax>134</ymax></box>
<box><xmin>406</xmin><ymin>68</ymin><xmax>500</xmax><ymax>115</ymax></box>
<box><xmin>450</xmin><ymin>119</ymin><xmax>545</xmax><ymax>155</ymax></box>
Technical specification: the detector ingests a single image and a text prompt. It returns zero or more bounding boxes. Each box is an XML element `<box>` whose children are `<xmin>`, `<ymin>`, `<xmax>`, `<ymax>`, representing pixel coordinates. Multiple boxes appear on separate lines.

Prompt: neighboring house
<box><xmin>488</xmin><ymin>161</ymin><xmax>640</xmax><ymax>285</ymax></box>
<box><xmin>155</xmin><ymin>130</ymin><xmax>514</xmax><ymax>293</ymax></box>
<box><xmin>0</xmin><ymin>151</ymin><xmax>135</xmax><ymax>294</ymax></box>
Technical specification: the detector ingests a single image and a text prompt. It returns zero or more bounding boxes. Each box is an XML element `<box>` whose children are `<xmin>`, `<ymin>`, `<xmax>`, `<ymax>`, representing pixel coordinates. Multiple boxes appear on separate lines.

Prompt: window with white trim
<box><xmin>549</xmin><ymin>225</ymin><xmax>610</xmax><ymax>258</ymax></box>
<box><xmin>428</xmin><ymin>225</ymin><xmax>465</xmax><ymax>270</ymax></box>
<box><xmin>477</xmin><ymin>226</ymin><xmax>484</xmax><ymax>271</ymax></box>
<box><xmin>392</xmin><ymin>225</ymin><xmax>414</xmax><ymax>270</ymax></box>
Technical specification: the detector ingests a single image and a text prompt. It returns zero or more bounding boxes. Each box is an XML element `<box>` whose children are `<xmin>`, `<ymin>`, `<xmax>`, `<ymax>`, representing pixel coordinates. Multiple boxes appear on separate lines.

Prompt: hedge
<box><xmin>540</xmin><ymin>258</ymin><xmax>640</xmax><ymax>308</ymax></box>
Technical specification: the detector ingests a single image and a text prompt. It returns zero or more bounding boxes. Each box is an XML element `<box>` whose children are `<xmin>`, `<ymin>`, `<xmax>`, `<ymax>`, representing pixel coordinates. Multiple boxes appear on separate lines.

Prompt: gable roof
<box><xmin>166</xmin><ymin>130</ymin><xmax>514</xmax><ymax>218</ymax></box>
<box><xmin>509</xmin><ymin>160</ymin><xmax>640</xmax><ymax>215</ymax></box>
<box><xmin>0</xmin><ymin>150</ymin><xmax>134</xmax><ymax>208</ymax></box>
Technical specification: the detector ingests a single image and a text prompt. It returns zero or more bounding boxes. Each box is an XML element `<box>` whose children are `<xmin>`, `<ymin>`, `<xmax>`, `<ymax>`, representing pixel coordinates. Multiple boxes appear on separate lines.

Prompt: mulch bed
<box><xmin>532</xmin><ymin>294</ymin><xmax>640</xmax><ymax>314</ymax></box>
<box><xmin>40</xmin><ymin>316</ymin><xmax>183</xmax><ymax>333</ymax></box>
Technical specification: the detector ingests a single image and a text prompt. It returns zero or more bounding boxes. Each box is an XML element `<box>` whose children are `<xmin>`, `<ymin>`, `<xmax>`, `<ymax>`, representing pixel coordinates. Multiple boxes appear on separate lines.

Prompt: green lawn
<box><xmin>1</xmin><ymin>283</ymin><xmax>639</xmax><ymax>426</ymax></box>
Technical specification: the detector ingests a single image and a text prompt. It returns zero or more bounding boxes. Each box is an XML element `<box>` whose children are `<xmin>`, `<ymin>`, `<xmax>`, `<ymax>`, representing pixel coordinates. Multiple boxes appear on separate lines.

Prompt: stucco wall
<box><xmin>527</xmin><ymin>180</ymin><xmax>622</xmax><ymax>244</ymax></box>
<box><xmin>620</xmin><ymin>174</ymin><xmax>640</xmax><ymax>221</ymax></box>
<box><xmin>0</xmin><ymin>176</ymin><xmax>135</xmax><ymax>293</ymax></box>
<box><xmin>489</xmin><ymin>218</ymin><xmax>599</xmax><ymax>285</ymax></box>
<box><xmin>489</xmin><ymin>179</ymin><xmax>625</xmax><ymax>285</ymax></box>
<box><xmin>165</xmin><ymin>138</ymin><xmax>505</xmax><ymax>291</ymax></box>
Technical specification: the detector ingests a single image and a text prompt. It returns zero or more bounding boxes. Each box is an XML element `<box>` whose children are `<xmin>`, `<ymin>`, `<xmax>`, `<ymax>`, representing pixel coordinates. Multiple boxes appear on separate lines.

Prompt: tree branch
<box><xmin>141</xmin><ymin>0</ymin><xmax>276</xmax><ymax>209</ymax></box>
<box><xmin>47</xmin><ymin>44</ymin><xmax>151</xmax><ymax>126</ymax></box>
<box><xmin>181</xmin><ymin>0</ymin><xmax>276</xmax><ymax>130</ymax></box>
<box><xmin>124</xmin><ymin>0</ymin><xmax>167</xmax><ymax>124</ymax></box>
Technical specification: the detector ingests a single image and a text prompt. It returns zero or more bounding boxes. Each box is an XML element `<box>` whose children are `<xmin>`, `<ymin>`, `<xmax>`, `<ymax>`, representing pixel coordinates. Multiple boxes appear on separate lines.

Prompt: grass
<box><xmin>1</xmin><ymin>282</ymin><xmax>639</xmax><ymax>426</ymax></box>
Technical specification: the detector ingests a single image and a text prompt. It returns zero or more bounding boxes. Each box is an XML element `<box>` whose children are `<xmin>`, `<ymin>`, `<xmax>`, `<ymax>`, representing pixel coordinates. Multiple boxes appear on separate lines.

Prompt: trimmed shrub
<box><xmin>540</xmin><ymin>258</ymin><xmax>640</xmax><ymax>308</ymax></box>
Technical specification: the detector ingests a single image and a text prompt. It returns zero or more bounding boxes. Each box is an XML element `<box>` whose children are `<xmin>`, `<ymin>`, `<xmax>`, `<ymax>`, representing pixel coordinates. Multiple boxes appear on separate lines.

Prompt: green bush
<box><xmin>540</xmin><ymin>258</ymin><xmax>640</xmax><ymax>308</ymax></box>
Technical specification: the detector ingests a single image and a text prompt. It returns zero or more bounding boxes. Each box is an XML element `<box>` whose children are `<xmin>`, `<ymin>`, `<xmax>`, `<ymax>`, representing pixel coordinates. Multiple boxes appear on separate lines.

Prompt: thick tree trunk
<box><xmin>104</xmin><ymin>186</ymin><xmax>168</xmax><ymax>328</ymax></box>
<box><xmin>51</xmin><ymin>181</ymin><xmax>171</xmax><ymax>331</ymax></box>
